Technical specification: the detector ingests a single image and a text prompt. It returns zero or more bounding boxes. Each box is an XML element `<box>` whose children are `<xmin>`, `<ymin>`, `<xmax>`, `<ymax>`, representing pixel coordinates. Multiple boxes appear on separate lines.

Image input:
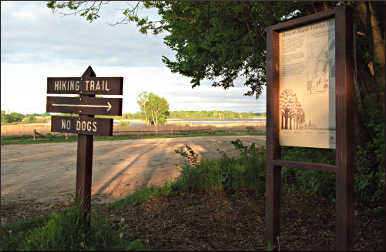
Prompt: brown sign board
<box><xmin>51</xmin><ymin>116</ymin><xmax>113</xmax><ymax>136</ymax></box>
<box><xmin>265</xmin><ymin>7</ymin><xmax>353</xmax><ymax>251</ymax></box>
<box><xmin>46</xmin><ymin>96</ymin><xmax>122</xmax><ymax>116</ymax></box>
<box><xmin>47</xmin><ymin>77</ymin><xmax>123</xmax><ymax>95</ymax></box>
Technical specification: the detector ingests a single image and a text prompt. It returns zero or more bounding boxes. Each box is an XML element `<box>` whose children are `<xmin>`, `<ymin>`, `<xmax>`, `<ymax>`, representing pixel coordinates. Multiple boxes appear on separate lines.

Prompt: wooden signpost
<box><xmin>46</xmin><ymin>66</ymin><xmax>123</xmax><ymax>213</ymax></box>
<box><xmin>265</xmin><ymin>7</ymin><xmax>353</xmax><ymax>250</ymax></box>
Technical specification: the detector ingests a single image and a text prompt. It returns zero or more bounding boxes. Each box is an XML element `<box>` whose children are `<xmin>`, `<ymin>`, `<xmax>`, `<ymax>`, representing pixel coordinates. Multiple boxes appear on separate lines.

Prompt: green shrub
<box><xmin>173</xmin><ymin>138</ymin><xmax>384</xmax><ymax>207</ymax></box>
<box><xmin>281</xmin><ymin>147</ymin><xmax>336</xmax><ymax>199</ymax></box>
<box><xmin>1</xmin><ymin>112</ymin><xmax>24</xmax><ymax>124</ymax></box>
<box><xmin>172</xmin><ymin>139</ymin><xmax>266</xmax><ymax>193</ymax></box>
<box><xmin>119</xmin><ymin>121</ymin><xmax>131</xmax><ymax>127</ymax></box>
<box><xmin>355</xmin><ymin>115</ymin><xmax>385</xmax><ymax>206</ymax></box>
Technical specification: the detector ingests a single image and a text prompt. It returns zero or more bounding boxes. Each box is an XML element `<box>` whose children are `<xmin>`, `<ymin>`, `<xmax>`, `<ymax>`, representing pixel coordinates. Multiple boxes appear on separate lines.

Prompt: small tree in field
<box><xmin>137</xmin><ymin>92</ymin><xmax>169</xmax><ymax>126</ymax></box>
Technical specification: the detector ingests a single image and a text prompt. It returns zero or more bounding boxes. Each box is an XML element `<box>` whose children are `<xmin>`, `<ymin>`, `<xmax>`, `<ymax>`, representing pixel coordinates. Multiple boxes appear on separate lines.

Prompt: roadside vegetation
<box><xmin>1</xmin><ymin>139</ymin><xmax>383</xmax><ymax>250</ymax></box>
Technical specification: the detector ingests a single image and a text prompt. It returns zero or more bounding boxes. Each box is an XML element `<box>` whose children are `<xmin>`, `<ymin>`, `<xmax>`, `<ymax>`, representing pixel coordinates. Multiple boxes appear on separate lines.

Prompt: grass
<box><xmin>1</xmin><ymin>129</ymin><xmax>266</xmax><ymax>145</ymax></box>
<box><xmin>0</xmin><ymin>203</ymin><xmax>145</xmax><ymax>251</ymax></box>
<box><xmin>0</xmin><ymin>215</ymin><xmax>49</xmax><ymax>251</ymax></box>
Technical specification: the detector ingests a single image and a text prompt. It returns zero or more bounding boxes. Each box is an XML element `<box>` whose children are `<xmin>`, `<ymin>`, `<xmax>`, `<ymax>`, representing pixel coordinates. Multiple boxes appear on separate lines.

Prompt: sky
<box><xmin>1</xmin><ymin>1</ymin><xmax>266</xmax><ymax>115</ymax></box>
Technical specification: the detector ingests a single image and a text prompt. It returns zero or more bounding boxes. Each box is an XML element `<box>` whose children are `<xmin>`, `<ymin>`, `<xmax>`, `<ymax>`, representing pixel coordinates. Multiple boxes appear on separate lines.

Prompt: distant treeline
<box><xmin>122</xmin><ymin>111</ymin><xmax>265</xmax><ymax>120</ymax></box>
<box><xmin>1</xmin><ymin>111</ymin><xmax>50</xmax><ymax>124</ymax></box>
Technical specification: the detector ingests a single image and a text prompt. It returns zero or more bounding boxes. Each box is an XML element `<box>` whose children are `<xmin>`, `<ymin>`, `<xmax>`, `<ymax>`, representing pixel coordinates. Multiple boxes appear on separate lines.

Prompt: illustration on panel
<box><xmin>280</xmin><ymin>89</ymin><xmax>305</xmax><ymax>130</ymax></box>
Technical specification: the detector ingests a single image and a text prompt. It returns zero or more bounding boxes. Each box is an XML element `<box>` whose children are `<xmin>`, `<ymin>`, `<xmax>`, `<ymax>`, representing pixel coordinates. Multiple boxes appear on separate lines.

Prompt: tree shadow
<box><xmin>93</xmin><ymin>144</ymin><xmax>158</xmax><ymax>196</ymax></box>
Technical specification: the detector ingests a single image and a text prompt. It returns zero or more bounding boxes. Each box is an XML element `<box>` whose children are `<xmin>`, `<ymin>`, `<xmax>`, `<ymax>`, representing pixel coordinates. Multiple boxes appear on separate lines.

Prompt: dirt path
<box><xmin>1</xmin><ymin>136</ymin><xmax>265</xmax><ymax>206</ymax></box>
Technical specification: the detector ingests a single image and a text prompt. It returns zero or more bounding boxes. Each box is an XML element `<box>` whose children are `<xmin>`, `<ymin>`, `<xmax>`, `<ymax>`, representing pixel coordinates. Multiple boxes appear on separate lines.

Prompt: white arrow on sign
<box><xmin>52</xmin><ymin>102</ymin><xmax>112</xmax><ymax>112</ymax></box>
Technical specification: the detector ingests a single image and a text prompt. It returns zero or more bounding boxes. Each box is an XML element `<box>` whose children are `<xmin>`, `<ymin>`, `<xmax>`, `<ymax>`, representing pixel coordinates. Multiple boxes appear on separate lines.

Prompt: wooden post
<box><xmin>46</xmin><ymin>66</ymin><xmax>122</xmax><ymax>216</ymax></box>
<box><xmin>335</xmin><ymin>7</ymin><xmax>354</xmax><ymax>250</ymax></box>
<box><xmin>75</xmin><ymin>66</ymin><xmax>96</xmax><ymax>213</ymax></box>
<box><xmin>383</xmin><ymin>5</ymin><xmax>386</xmax><ymax>250</ymax></box>
<box><xmin>265</xmin><ymin>27</ymin><xmax>281</xmax><ymax>247</ymax></box>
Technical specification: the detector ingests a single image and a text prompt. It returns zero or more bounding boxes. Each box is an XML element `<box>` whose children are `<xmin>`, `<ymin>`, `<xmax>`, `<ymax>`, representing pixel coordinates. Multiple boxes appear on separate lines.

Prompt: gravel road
<box><xmin>1</xmin><ymin>136</ymin><xmax>265</xmax><ymax>205</ymax></box>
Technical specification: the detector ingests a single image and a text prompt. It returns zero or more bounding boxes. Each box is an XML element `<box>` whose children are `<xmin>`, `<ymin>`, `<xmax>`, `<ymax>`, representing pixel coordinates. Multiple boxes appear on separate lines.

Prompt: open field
<box><xmin>1</xmin><ymin>121</ymin><xmax>266</xmax><ymax>137</ymax></box>
<box><xmin>1</xmin><ymin>135</ymin><xmax>266</xmax><ymax>206</ymax></box>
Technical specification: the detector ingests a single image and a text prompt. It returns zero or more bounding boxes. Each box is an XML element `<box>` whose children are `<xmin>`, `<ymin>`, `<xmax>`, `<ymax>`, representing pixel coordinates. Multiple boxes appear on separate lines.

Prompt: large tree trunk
<box><xmin>368</xmin><ymin>2</ymin><xmax>385</xmax><ymax>89</ymax></box>
<box><xmin>353</xmin><ymin>2</ymin><xmax>385</xmax><ymax>139</ymax></box>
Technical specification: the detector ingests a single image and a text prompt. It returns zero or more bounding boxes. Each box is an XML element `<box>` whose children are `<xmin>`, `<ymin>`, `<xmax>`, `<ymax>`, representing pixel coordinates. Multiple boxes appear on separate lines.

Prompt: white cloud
<box><xmin>1</xmin><ymin>1</ymin><xmax>266</xmax><ymax>114</ymax></box>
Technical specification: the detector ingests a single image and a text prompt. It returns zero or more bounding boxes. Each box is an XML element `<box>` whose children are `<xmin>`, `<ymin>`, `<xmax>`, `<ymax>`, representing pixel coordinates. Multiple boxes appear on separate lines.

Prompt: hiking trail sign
<box><xmin>265</xmin><ymin>7</ymin><xmax>353</xmax><ymax>251</ymax></box>
<box><xmin>46</xmin><ymin>66</ymin><xmax>123</xmax><ymax>213</ymax></box>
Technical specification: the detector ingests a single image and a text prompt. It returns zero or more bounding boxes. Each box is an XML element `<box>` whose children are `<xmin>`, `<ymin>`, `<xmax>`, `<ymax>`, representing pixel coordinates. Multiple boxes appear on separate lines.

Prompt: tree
<box><xmin>136</xmin><ymin>92</ymin><xmax>169</xmax><ymax>126</ymax></box>
<box><xmin>2</xmin><ymin>112</ymin><xmax>24</xmax><ymax>123</ymax></box>
<box><xmin>294</xmin><ymin>102</ymin><xmax>305</xmax><ymax>130</ymax></box>
<box><xmin>47</xmin><ymin>1</ymin><xmax>385</xmax><ymax>205</ymax></box>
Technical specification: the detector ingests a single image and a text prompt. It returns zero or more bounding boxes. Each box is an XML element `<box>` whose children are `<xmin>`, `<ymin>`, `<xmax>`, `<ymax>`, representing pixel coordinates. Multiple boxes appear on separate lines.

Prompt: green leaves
<box><xmin>136</xmin><ymin>91</ymin><xmax>170</xmax><ymax>126</ymax></box>
<box><xmin>173</xmin><ymin>139</ymin><xmax>267</xmax><ymax>193</ymax></box>
<box><xmin>45</xmin><ymin>1</ymin><xmax>323</xmax><ymax>97</ymax></box>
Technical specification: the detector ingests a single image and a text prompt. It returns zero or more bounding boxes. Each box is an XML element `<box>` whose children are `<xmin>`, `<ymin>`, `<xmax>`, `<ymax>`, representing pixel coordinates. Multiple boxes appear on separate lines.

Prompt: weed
<box><xmin>0</xmin><ymin>215</ymin><xmax>49</xmax><ymax>251</ymax></box>
<box><xmin>172</xmin><ymin>139</ymin><xmax>266</xmax><ymax>193</ymax></box>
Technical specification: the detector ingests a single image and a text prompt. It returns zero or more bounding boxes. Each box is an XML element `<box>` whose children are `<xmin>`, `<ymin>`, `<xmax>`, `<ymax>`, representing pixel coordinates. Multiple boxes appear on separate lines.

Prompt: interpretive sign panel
<box><xmin>47</xmin><ymin>77</ymin><xmax>123</xmax><ymax>95</ymax></box>
<box><xmin>265</xmin><ymin>7</ymin><xmax>353</xmax><ymax>251</ymax></box>
<box><xmin>46</xmin><ymin>96</ymin><xmax>122</xmax><ymax>116</ymax></box>
<box><xmin>51</xmin><ymin>116</ymin><xmax>113</xmax><ymax>136</ymax></box>
<box><xmin>279</xmin><ymin>19</ymin><xmax>336</xmax><ymax>149</ymax></box>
